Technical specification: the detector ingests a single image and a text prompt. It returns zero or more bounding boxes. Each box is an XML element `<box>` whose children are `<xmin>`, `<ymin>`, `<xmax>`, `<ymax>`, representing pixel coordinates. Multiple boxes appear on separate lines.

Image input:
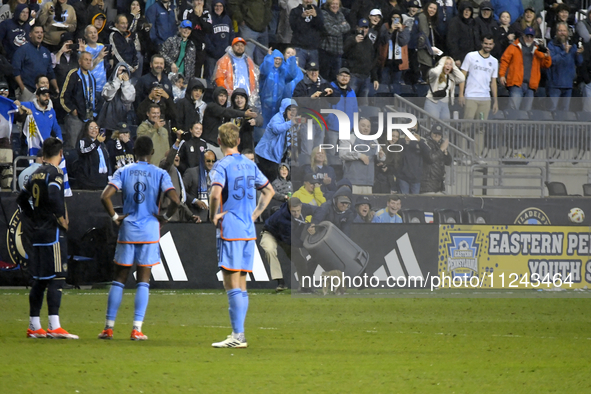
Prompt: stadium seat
<box><xmin>489</xmin><ymin>110</ymin><xmax>506</xmax><ymax>120</ymax></box>
<box><xmin>400</xmin><ymin>209</ymin><xmax>425</xmax><ymax>223</ymax></box>
<box><xmin>545</xmin><ymin>181</ymin><xmax>567</xmax><ymax>196</ymax></box>
<box><xmin>553</xmin><ymin>111</ymin><xmax>577</xmax><ymax>122</ymax></box>
<box><xmin>576</xmin><ymin>112</ymin><xmax>591</xmax><ymax>122</ymax></box>
<box><xmin>462</xmin><ymin>209</ymin><xmax>488</xmax><ymax>224</ymax></box>
<box><xmin>433</xmin><ymin>209</ymin><xmax>462</xmax><ymax>224</ymax></box>
<box><xmin>583</xmin><ymin>184</ymin><xmax>591</xmax><ymax>196</ymax></box>
<box><xmin>504</xmin><ymin>109</ymin><xmax>529</xmax><ymax>120</ymax></box>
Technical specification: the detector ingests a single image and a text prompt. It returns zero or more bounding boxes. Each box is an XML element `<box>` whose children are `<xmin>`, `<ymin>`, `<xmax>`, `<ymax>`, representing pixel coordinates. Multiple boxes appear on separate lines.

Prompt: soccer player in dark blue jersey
<box><xmin>209</xmin><ymin>123</ymin><xmax>275</xmax><ymax>348</ymax></box>
<box><xmin>17</xmin><ymin>138</ymin><xmax>78</xmax><ymax>339</ymax></box>
<box><xmin>99</xmin><ymin>136</ymin><xmax>180</xmax><ymax>340</ymax></box>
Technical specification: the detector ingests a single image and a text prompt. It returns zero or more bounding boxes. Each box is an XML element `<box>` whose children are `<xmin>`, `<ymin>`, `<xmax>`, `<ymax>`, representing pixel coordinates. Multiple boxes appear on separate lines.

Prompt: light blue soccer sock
<box><xmin>240</xmin><ymin>291</ymin><xmax>249</xmax><ymax>332</ymax></box>
<box><xmin>106</xmin><ymin>281</ymin><xmax>125</xmax><ymax>324</ymax></box>
<box><xmin>227</xmin><ymin>288</ymin><xmax>242</xmax><ymax>334</ymax></box>
<box><xmin>133</xmin><ymin>282</ymin><xmax>150</xmax><ymax>323</ymax></box>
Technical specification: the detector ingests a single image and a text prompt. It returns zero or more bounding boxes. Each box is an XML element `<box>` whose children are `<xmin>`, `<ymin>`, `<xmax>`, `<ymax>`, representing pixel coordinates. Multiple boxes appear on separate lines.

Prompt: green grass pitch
<box><xmin>2</xmin><ymin>289</ymin><xmax>591</xmax><ymax>393</ymax></box>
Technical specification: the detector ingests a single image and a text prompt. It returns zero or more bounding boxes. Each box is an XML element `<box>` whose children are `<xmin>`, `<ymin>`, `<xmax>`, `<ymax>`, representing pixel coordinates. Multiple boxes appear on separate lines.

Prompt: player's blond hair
<box><xmin>218</xmin><ymin>122</ymin><xmax>240</xmax><ymax>148</ymax></box>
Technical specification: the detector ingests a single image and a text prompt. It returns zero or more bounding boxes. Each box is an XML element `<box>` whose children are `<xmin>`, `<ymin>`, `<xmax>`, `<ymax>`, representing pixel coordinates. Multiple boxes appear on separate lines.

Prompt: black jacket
<box><xmin>420</xmin><ymin>136</ymin><xmax>453</xmax><ymax>193</ymax></box>
<box><xmin>446</xmin><ymin>3</ymin><xmax>480</xmax><ymax>64</ymax></box>
<box><xmin>178</xmin><ymin>137</ymin><xmax>207</xmax><ymax>174</ymax></box>
<box><xmin>343</xmin><ymin>34</ymin><xmax>379</xmax><ymax>81</ymax></box>
<box><xmin>175</xmin><ymin>79</ymin><xmax>206</xmax><ymax>131</ymax></box>
<box><xmin>230</xmin><ymin>88</ymin><xmax>262</xmax><ymax>152</ymax></box>
<box><xmin>202</xmin><ymin>86</ymin><xmax>248</xmax><ymax>144</ymax></box>
<box><xmin>398</xmin><ymin>137</ymin><xmax>430</xmax><ymax>184</ymax></box>
<box><xmin>311</xmin><ymin>185</ymin><xmax>356</xmax><ymax>236</ymax></box>
<box><xmin>264</xmin><ymin>201</ymin><xmax>317</xmax><ymax>247</ymax></box>
<box><xmin>75</xmin><ymin>136</ymin><xmax>111</xmax><ymax>190</ymax></box>
<box><xmin>289</xmin><ymin>4</ymin><xmax>325</xmax><ymax>50</ymax></box>
<box><xmin>59</xmin><ymin>68</ymin><xmax>97</xmax><ymax>121</ymax></box>
<box><xmin>292</xmin><ymin>74</ymin><xmax>331</xmax><ymax>98</ymax></box>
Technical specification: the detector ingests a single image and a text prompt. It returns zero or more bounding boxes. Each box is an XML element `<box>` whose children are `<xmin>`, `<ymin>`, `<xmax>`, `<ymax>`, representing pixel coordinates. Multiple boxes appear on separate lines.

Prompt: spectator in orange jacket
<box><xmin>498</xmin><ymin>26</ymin><xmax>552</xmax><ymax>111</ymax></box>
<box><xmin>213</xmin><ymin>37</ymin><xmax>259</xmax><ymax>106</ymax></box>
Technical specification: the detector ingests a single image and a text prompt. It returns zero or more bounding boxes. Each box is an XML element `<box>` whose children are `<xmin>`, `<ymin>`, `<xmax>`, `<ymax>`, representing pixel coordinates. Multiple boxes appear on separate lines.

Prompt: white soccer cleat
<box><xmin>212</xmin><ymin>333</ymin><xmax>247</xmax><ymax>348</ymax></box>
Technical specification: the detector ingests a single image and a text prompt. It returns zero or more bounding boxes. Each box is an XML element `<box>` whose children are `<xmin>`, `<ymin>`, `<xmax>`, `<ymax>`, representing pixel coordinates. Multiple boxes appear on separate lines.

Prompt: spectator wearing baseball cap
<box><xmin>319</xmin><ymin>0</ymin><xmax>350</xmax><ymax>83</ymax></box>
<box><xmin>292</xmin><ymin>61</ymin><xmax>333</xmax><ymax>164</ymax></box>
<box><xmin>213</xmin><ymin>34</ymin><xmax>258</xmax><ymax>102</ymax></box>
<box><xmin>324</xmin><ymin>67</ymin><xmax>358</xmax><ymax>165</ymax></box>
<box><xmin>343</xmin><ymin>18</ymin><xmax>380</xmax><ymax>101</ymax></box>
<box><xmin>161</xmin><ymin>20</ymin><xmax>198</xmax><ymax>79</ymax></box>
<box><xmin>106</xmin><ymin>122</ymin><xmax>135</xmax><ymax>171</ymax></box>
<box><xmin>509</xmin><ymin>4</ymin><xmax>542</xmax><ymax>40</ymax></box>
<box><xmin>353</xmin><ymin>195</ymin><xmax>375</xmax><ymax>223</ymax></box>
<box><xmin>347</xmin><ymin>0</ymin><xmax>385</xmax><ymax>29</ymax></box>
<box><xmin>499</xmin><ymin>25</ymin><xmax>551</xmax><ymax>110</ymax></box>
<box><xmin>292</xmin><ymin>171</ymin><xmax>326</xmax><ymax>215</ymax></box>
<box><xmin>289</xmin><ymin>0</ymin><xmax>325</xmax><ymax>72</ymax></box>
<box><xmin>368</xmin><ymin>9</ymin><xmax>384</xmax><ymax>45</ymax></box>
<box><xmin>446</xmin><ymin>1</ymin><xmax>480</xmax><ymax>67</ymax></box>
<box><xmin>420</xmin><ymin>123</ymin><xmax>452</xmax><ymax>194</ymax></box>
<box><xmin>16</xmin><ymin>86</ymin><xmax>62</xmax><ymax>155</ymax></box>
<box><xmin>475</xmin><ymin>2</ymin><xmax>500</xmax><ymax>44</ymax></box>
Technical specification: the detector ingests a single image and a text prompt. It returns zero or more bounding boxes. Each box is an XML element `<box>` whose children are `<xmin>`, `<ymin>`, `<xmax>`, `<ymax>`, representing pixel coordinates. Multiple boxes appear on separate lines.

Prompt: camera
<box><xmin>306</xmin><ymin>4</ymin><xmax>313</xmax><ymax>10</ymax></box>
<box><xmin>393</xmin><ymin>17</ymin><xmax>400</xmax><ymax>24</ymax></box>
<box><xmin>69</xmin><ymin>43</ymin><xmax>79</xmax><ymax>51</ymax></box>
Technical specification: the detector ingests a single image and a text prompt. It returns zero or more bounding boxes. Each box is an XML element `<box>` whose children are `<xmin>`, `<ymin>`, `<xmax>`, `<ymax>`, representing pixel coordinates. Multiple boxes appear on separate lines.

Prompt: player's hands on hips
<box><xmin>114</xmin><ymin>214</ymin><xmax>128</xmax><ymax>226</ymax></box>
<box><xmin>211</xmin><ymin>211</ymin><xmax>226</xmax><ymax>226</ymax></box>
<box><xmin>154</xmin><ymin>213</ymin><xmax>171</xmax><ymax>224</ymax></box>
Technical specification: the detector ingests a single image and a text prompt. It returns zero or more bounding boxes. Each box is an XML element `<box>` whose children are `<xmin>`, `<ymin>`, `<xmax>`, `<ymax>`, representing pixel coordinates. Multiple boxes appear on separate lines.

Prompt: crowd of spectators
<box><xmin>1</xmin><ymin>0</ymin><xmax>591</xmax><ymax>224</ymax></box>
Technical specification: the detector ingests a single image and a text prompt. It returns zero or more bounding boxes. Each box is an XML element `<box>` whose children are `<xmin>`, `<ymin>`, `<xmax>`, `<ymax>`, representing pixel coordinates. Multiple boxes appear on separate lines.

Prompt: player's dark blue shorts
<box><xmin>217</xmin><ymin>236</ymin><xmax>255</xmax><ymax>272</ymax></box>
<box><xmin>29</xmin><ymin>231</ymin><xmax>67</xmax><ymax>280</ymax></box>
<box><xmin>114</xmin><ymin>242</ymin><xmax>161</xmax><ymax>267</ymax></box>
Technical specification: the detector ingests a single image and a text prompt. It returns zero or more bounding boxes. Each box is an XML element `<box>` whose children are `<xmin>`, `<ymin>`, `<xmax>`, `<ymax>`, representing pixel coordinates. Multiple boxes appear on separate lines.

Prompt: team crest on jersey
<box><xmin>6</xmin><ymin>210</ymin><xmax>28</xmax><ymax>270</ymax></box>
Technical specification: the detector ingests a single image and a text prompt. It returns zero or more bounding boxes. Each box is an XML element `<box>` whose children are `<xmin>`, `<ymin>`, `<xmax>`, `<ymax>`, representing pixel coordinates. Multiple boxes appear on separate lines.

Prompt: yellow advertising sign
<box><xmin>438</xmin><ymin>225</ymin><xmax>591</xmax><ymax>289</ymax></box>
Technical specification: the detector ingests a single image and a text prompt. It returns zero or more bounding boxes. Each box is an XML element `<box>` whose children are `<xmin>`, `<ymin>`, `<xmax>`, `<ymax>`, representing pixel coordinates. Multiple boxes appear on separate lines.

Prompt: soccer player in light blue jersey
<box><xmin>209</xmin><ymin>123</ymin><xmax>275</xmax><ymax>348</ymax></box>
<box><xmin>98</xmin><ymin>136</ymin><xmax>180</xmax><ymax>341</ymax></box>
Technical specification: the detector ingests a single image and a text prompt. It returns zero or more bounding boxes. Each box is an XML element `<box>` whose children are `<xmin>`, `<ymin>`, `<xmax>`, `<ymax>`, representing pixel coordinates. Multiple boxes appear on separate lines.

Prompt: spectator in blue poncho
<box><xmin>259</xmin><ymin>47</ymin><xmax>299</xmax><ymax>128</ymax></box>
<box><xmin>282</xmin><ymin>46</ymin><xmax>303</xmax><ymax>98</ymax></box>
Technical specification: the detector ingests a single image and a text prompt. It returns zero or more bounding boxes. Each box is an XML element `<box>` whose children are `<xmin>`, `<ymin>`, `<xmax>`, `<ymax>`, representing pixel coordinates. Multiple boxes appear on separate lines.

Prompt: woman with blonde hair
<box><xmin>303</xmin><ymin>146</ymin><xmax>337</xmax><ymax>195</ymax></box>
<box><xmin>424</xmin><ymin>55</ymin><xmax>465</xmax><ymax>119</ymax></box>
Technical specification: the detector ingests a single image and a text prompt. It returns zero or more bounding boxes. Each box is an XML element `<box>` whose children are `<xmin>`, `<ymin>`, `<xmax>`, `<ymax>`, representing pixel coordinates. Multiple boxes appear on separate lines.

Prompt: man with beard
<box><xmin>547</xmin><ymin>22</ymin><xmax>583</xmax><ymax>112</ymax></box>
<box><xmin>18</xmin><ymin>88</ymin><xmax>61</xmax><ymax>151</ymax></box>
<box><xmin>134</xmin><ymin>54</ymin><xmax>173</xmax><ymax>108</ymax></box>
<box><xmin>459</xmin><ymin>35</ymin><xmax>498</xmax><ymax>120</ymax></box>
<box><xmin>214</xmin><ymin>37</ymin><xmax>258</xmax><ymax>101</ymax></box>
<box><xmin>0</xmin><ymin>4</ymin><xmax>31</xmax><ymax>61</ymax></box>
<box><xmin>499</xmin><ymin>26</ymin><xmax>552</xmax><ymax>111</ymax></box>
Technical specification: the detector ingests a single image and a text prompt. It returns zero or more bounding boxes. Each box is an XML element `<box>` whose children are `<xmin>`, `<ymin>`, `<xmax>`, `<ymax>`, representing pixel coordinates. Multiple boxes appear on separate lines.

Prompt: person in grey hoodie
<box><xmin>271</xmin><ymin>163</ymin><xmax>292</xmax><ymax>201</ymax></box>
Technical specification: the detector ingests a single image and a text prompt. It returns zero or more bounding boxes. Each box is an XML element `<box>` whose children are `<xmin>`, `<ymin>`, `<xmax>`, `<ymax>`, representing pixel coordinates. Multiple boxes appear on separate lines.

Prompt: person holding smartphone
<box><xmin>75</xmin><ymin>120</ymin><xmax>111</xmax><ymax>190</ymax></box>
<box><xmin>377</xmin><ymin>9</ymin><xmax>410</xmax><ymax>95</ymax></box>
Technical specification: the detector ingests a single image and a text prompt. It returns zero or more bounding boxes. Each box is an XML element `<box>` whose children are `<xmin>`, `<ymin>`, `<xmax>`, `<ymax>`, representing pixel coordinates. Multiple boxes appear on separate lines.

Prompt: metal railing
<box><xmin>12</xmin><ymin>155</ymin><xmax>35</xmax><ymax>192</ymax></box>
<box><xmin>389</xmin><ymin>95</ymin><xmax>591</xmax><ymax>196</ymax></box>
<box><xmin>469</xmin><ymin>164</ymin><xmax>546</xmax><ymax>197</ymax></box>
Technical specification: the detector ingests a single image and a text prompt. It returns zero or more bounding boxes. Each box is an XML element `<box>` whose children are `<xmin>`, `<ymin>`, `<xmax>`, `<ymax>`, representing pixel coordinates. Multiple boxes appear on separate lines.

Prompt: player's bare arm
<box><xmin>209</xmin><ymin>184</ymin><xmax>226</xmax><ymax>225</ymax></box>
<box><xmin>252</xmin><ymin>183</ymin><xmax>275</xmax><ymax>222</ymax></box>
<box><xmin>100</xmin><ymin>184</ymin><xmax>128</xmax><ymax>226</ymax></box>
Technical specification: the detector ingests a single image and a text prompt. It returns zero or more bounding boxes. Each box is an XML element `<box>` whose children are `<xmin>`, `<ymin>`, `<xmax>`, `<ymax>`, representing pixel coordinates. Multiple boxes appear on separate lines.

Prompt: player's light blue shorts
<box><xmin>217</xmin><ymin>237</ymin><xmax>255</xmax><ymax>272</ymax></box>
<box><xmin>114</xmin><ymin>242</ymin><xmax>161</xmax><ymax>267</ymax></box>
